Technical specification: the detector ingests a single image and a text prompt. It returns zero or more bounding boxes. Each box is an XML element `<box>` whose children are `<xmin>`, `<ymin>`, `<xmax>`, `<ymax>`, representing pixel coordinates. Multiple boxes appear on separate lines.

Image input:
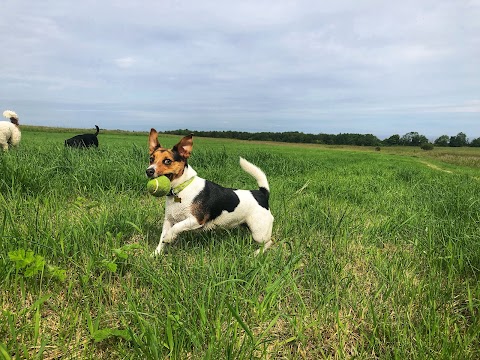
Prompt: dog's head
<box><xmin>146</xmin><ymin>128</ymin><xmax>193</xmax><ymax>180</ymax></box>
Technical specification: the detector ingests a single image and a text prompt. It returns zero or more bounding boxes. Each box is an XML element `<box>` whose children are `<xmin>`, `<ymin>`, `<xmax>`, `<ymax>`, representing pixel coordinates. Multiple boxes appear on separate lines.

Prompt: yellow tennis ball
<box><xmin>147</xmin><ymin>176</ymin><xmax>171</xmax><ymax>197</ymax></box>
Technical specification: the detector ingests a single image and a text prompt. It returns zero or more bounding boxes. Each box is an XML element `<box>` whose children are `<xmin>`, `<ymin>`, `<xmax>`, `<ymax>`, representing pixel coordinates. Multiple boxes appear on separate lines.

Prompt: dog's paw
<box><xmin>150</xmin><ymin>246</ymin><xmax>164</xmax><ymax>257</ymax></box>
<box><xmin>162</xmin><ymin>235</ymin><xmax>175</xmax><ymax>244</ymax></box>
<box><xmin>254</xmin><ymin>240</ymin><xmax>273</xmax><ymax>256</ymax></box>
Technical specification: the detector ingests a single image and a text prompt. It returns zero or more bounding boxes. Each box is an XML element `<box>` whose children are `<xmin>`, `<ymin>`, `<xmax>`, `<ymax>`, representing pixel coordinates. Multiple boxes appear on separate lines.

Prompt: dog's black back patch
<box><xmin>192</xmin><ymin>180</ymin><xmax>240</xmax><ymax>224</ymax></box>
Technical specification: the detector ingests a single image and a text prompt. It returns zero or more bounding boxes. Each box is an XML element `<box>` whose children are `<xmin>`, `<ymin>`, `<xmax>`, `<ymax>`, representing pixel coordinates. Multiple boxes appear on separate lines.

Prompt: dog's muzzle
<box><xmin>146</xmin><ymin>167</ymin><xmax>155</xmax><ymax>178</ymax></box>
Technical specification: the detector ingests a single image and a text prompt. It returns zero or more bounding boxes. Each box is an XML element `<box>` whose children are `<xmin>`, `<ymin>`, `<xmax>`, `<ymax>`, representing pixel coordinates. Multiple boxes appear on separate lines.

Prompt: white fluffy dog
<box><xmin>1</xmin><ymin>110</ymin><xmax>21</xmax><ymax>151</ymax></box>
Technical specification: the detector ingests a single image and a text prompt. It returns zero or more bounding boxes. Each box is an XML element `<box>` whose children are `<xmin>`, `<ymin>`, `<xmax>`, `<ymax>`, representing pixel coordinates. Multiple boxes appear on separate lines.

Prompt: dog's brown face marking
<box><xmin>147</xmin><ymin>129</ymin><xmax>193</xmax><ymax>180</ymax></box>
<box><xmin>149</xmin><ymin>148</ymin><xmax>186</xmax><ymax>180</ymax></box>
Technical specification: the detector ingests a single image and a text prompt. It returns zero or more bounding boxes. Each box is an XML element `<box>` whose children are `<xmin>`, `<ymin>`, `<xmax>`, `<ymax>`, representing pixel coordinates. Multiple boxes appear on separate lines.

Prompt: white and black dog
<box><xmin>65</xmin><ymin>125</ymin><xmax>100</xmax><ymax>148</ymax></box>
<box><xmin>146</xmin><ymin>129</ymin><xmax>274</xmax><ymax>255</ymax></box>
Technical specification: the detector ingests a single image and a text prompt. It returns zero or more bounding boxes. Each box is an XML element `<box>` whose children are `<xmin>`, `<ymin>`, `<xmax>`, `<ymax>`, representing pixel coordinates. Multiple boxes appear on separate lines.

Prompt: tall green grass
<box><xmin>0</xmin><ymin>129</ymin><xmax>479</xmax><ymax>359</ymax></box>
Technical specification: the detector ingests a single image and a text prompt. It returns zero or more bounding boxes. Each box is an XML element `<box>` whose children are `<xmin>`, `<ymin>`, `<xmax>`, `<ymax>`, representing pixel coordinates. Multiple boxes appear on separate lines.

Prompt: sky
<box><xmin>1</xmin><ymin>0</ymin><xmax>479</xmax><ymax>140</ymax></box>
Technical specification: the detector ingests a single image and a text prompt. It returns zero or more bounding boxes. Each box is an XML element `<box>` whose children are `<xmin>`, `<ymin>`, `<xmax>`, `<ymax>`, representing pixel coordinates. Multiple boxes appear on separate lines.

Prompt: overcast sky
<box><xmin>1</xmin><ymin>0</ymin><xmax>479</xmax><ymax>139</ymax></box>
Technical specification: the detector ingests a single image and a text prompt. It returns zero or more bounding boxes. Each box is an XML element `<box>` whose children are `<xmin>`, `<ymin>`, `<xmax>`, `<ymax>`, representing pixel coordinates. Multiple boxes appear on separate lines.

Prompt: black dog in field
<box><xmin>65</xmin><ymin>125</ymin><xmax>100</xmax><ymax>148</ymax></box>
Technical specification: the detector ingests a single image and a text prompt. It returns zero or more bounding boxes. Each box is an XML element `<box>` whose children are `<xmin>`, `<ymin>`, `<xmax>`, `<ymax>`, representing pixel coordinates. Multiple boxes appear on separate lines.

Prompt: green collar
<box><xmin>169</xmin><ymin>176</ymin><xmax>196</xmax><ymax>197</ymax></box>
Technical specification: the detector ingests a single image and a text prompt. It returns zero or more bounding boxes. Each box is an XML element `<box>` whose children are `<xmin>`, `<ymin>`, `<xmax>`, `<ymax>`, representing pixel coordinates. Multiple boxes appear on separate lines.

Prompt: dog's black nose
<box><xmin>146</xmin><ymin>168</ymin><xmax>155</xmax><ymax>178</ymax></box>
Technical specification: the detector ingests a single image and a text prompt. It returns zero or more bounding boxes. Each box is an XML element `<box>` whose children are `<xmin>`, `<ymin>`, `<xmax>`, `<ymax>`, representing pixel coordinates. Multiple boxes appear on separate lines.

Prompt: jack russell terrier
<box><xmin>146</xmin><ymin>129</ymin><xmax>274</xmax><ymax>255</ymax></box>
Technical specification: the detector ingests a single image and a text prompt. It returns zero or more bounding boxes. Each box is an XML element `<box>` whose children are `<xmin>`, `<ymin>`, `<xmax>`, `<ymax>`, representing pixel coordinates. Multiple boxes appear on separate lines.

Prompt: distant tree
<box><xmin>470</xmin><ymin>137</ymin><xmax>480</xmax><ymax>147</ymax></box>
<box><xmin>363</xmin><ymin>134</ymin><xmax>381</xmax><ymax>146</ymax></box>
<box><xmin>449</xmin><ymin>132</ymin><xmax>468</xmax><ymax>147</ymax></box>
<box><xmin>434</xmin><ymin>135</ymin><xmax>449</xmax><ymax>147</ymax></box>
<box><xmin>318</xmin><ymin>133</ymin><xmax>335</xmax><ymax>145</ymax></box>
<box><xmin>383</xmin><ymin>134</ymin><xmax>400</xmax><ymax>146</ymax></box>
<box><xmin>400</xmin><ymin>132</ymin><xmax>429</xmax><ymax>146</ymax></box>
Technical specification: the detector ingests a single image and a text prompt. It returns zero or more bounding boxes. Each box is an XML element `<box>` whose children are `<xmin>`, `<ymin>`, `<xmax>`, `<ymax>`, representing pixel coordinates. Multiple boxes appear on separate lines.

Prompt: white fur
<box><xmin>0</xmin><ymin>121</ymin><xmax>21</xmax><ymax>151</ymax></box>
<box><xmin>239</xmin><ymin>157</ymin><xmax>270</xmax><ymax>191</ymax></box>
<box><xmin>152</xmin><ymin>158</ymin><xmax>274</xmax><ymax>256</ymax></box>
<box><xmin>3</xmin><ymin>110</ymin><xmax>18</xmax><ymax>119</ymax></box>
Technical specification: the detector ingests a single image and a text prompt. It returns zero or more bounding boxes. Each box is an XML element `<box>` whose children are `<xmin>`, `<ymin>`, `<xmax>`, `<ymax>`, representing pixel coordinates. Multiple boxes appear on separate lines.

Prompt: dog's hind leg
<box><xmin>247</xmin><ymin>213</ymin><xmax>274</xmax><ymax>255</ymax></box>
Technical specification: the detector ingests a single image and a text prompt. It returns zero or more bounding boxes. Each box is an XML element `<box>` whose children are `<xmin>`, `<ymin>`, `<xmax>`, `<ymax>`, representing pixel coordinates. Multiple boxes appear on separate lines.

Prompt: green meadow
<box><xmin>1</xmin><ymin>127</ymin><xmax>479</xmax><ymax>359</ymax></box>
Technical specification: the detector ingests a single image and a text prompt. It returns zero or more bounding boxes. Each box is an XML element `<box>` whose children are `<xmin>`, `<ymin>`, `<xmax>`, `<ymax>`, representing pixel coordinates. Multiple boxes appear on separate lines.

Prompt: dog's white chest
<box><xmin>164</xmin><ymin>197</ymin><xmax>191</xmax><ymax>223</ymax></box>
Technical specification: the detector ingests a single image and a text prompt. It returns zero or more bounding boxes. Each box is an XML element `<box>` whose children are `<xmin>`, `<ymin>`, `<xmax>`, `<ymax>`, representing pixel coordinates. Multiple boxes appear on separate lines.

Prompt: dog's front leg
<box><xmin>162</xmin><ymin>216</ymin><xmax>202</xmax><ymax>244</ymax></box>
<box><xmin>152</xmin><ymin>219</ymin><xmax>172</xmax><ymax>256</ymax></box>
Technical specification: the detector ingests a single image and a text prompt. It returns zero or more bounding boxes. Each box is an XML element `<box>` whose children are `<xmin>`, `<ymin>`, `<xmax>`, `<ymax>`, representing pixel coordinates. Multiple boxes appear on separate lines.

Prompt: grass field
<box><xmin>1</xmin><ymin>127</ymin><xmax>479</xmax><ymax>359</ymax></box>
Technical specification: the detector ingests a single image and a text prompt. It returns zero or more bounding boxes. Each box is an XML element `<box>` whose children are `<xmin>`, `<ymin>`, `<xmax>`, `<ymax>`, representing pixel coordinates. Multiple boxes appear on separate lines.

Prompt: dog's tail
<box><xmin>3</xmin><ymin>110</ymin><xmax>18</xmax><ymax>120</ymax></box>
<box><xmin>239</xmin><ymin>157</ymin><xmax>270</xmax><ymax>196</ymax></box>
<box><xmin>3</xmin><ymin>110</ymin><xmax>19</xmax><ymax>125</ymax></box>
<box><xmin>3</xmin><ymin>110</ymin><xmax>18</xmax><ymax>122</ymax></box>
<box><xmin>94</xmin><ymin>125</ymin><xmax>99</xmax><ymax>135</ymax></box>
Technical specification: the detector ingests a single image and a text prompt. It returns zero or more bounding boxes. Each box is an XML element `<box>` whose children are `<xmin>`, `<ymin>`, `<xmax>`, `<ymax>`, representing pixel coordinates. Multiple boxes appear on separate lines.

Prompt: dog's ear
<box><xmin>175</xmin><ymin>134</ymin><xmax>193</xmax><ymax>159</ymax></box>
<box><xmin>149</xmin><ymin>128</ymin><xmax>161</xmax><ymax>153</ymax></box>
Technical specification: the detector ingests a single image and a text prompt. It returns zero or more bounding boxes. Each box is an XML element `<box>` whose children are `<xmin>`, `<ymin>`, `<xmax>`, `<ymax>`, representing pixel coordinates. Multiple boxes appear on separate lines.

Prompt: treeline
<box><xmin>383</xmin><ymin>131</ymin><xmax>480</xmax><ymax>147</ymax></box>
<box><xmin>163</xmin><ymin>129</ymin><xmax>480</xmax><ymax>147</ymax></box>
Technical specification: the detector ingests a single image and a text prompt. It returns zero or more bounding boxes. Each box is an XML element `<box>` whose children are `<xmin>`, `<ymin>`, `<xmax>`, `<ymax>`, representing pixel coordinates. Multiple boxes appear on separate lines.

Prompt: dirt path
<box><xmin>420</xmin><ymin>161</ymin><xmax>453</xmax><ymax>173</ymax></box>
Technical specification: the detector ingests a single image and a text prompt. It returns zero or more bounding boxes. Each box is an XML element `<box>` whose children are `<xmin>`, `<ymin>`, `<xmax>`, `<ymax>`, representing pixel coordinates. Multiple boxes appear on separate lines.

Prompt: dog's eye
<box><xmin>163</xmin><ymin>159</ymin><xmax>172</xmax><ymax>165</ymax></box>
<box><xmin>149</xmin><ymin>156</ymin><xmax>154</xmax><ymax>163</ymax></box>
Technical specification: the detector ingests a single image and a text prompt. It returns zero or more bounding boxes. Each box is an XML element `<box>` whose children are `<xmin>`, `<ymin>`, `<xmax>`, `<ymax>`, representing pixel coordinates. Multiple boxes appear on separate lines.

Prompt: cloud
<box><xmin>114</xmin><ymin>57</ymin><xmax>136</xmax><ymax>68</ymax></box>
<box><xmin>421</xmin><ymin>100</ymin><xmax>480</xmax><ymax>114</ymax></box>
<box><xmin>1</xmin><ymin>0</ymin><xmax>479</xmax><ymax>138</ymax></box>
